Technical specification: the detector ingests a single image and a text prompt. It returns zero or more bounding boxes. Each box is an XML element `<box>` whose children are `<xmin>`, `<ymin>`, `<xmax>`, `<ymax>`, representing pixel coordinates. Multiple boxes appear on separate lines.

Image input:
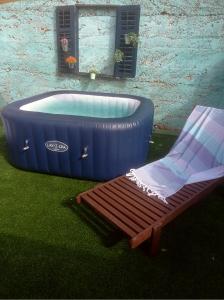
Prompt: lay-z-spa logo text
<box><xmin>45</xmin><ymin>141</ymin><xmax>69</xmax><ymax>153</ymax></box>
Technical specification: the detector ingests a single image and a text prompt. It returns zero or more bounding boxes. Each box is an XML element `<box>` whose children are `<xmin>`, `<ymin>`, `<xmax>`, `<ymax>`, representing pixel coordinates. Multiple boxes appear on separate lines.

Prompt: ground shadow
<box><xmin>63</xmin><ymin>197</ymin><xmax>125</xmax><ymax>247</ymax></box>
<box><xmin>1</xmin><ymin>194</ymin><xmax>224</xmax><ymax>300</ymax></box>
<box><xmin>0</xmin><ymin>233</ymin><xmax>125</xmax><ymax>299</ymax></box>
<box><xmin>0</xmin><ymin>122</ymin><xmax>9</xmax><ymax>161</ymax></box>
<box><xmin>63</xmin><ymin>197</ymin><xmax>160</xmax><ymax>257</ymax></box>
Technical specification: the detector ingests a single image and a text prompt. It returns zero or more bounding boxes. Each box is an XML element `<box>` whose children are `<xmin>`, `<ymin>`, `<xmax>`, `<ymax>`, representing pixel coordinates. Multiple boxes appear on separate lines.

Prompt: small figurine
<box><xmin>60</xmin><ymin>35</ymin><xmax>69</xmax><ymax>52</ymax></box>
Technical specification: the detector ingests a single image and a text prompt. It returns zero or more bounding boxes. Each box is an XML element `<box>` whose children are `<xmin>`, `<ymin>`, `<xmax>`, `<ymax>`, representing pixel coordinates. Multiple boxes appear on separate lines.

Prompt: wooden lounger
<box><xmin>76</xmin><ymin>175</ymin><xmax>223</xmax><ymax>255</ymax></box>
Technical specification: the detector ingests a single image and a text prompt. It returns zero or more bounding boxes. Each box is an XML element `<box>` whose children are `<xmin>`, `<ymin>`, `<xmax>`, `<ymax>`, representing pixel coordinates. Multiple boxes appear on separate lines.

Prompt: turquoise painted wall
<box><xmin>0</xmin><ymin>0</ymin><xmax>224</xmax><ymax>130</ymax></box>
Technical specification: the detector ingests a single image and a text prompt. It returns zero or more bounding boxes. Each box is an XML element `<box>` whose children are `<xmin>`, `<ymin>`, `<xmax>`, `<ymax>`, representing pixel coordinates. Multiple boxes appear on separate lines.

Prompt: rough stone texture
<box><xmin>0</xmin><ymin>0</ymin><xmax>224</xmax><ymax>129</ymax></box>
<box><xmin>79</xmin><ymin>8</ymin><xmax>116</xmax><ymax>75</ymax></box>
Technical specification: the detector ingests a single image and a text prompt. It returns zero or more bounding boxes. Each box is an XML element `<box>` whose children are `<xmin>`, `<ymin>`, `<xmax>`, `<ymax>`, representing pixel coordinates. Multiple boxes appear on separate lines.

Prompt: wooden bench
<box><xmin>76</xmin><ymin>175</ymin><xmax>223</xmax><ymax>255</ymax></box>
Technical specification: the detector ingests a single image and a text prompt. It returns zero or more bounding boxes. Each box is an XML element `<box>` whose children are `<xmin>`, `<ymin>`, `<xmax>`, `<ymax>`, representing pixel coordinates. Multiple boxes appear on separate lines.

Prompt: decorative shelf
<box><xmin>56</xmin><ymin>4</ymin><xmax>140</xmax><ymax>79</ymax></box>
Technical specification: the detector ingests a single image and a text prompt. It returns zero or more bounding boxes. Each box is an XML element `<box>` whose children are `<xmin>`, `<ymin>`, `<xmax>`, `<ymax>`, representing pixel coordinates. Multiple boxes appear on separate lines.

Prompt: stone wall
<box><xmin>0</xmin><ymin>0</ymin><xmax>224</xmax><ymax>130</ymax></box>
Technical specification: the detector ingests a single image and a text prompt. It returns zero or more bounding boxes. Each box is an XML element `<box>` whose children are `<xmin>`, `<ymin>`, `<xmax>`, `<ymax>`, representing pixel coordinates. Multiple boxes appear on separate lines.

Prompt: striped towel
<box><xmin>127</xmin><ymin>105</ymin><xmax>224</xmax><ymax>203</ymax></box>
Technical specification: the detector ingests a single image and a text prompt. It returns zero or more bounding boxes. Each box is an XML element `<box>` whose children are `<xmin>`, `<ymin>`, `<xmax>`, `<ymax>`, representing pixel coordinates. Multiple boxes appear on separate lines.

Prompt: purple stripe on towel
<box><xmin>127</xmin><ymin>105</ymin><xmax>224</xmax><ymax>203</ymax></box>
<box><xmin>171</xmin><ymin>133</ymin><xmax>219</xmax><ymax>168</ymax></box>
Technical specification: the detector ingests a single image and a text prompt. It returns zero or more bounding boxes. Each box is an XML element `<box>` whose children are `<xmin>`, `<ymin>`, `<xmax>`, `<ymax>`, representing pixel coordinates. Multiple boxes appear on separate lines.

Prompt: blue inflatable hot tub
<box><xmin>1</xmin><ymin>91</ymin><xmax>154</xmax><ymax>181</ymax></box>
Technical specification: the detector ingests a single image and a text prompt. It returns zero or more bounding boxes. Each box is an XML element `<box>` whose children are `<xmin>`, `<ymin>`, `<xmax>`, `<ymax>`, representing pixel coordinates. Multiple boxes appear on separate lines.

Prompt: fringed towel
<box><xmin>127</xmin><ymin>105</ymin><xmax>224</xmax><ymax>203</ymax></box>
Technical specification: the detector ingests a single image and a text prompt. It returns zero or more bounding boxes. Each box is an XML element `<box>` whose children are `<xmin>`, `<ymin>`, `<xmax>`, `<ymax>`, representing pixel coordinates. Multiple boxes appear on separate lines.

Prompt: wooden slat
<box><xmin>110</xmin><ymin>182</ymin><xmax>164</xmax><ymax>220</ymax></box>
<box><xmin>130</xmin><ymin>227</ymin><xmax>152</xmax><ymax>248</ymax></box>
<box><xmin>192</xmin><ymin>182</ymin><xmax>207</xmax><ymax>189</ymax></box>
<box><xmin>168</xmin><ymin>188</ymin><xmax>197</xmax><ymax>203</ymax></box>
<box><xmin>162</xmin><ymin>179</ymin><xmax>221</xmax><ymax>226</ymax></box>
<box><xmin>120</xmin><ymin>177</ymin><xmax>173</xmax><ymax>212</ymax></box>
<box><xmin>106</xmin><ymin>183</ymin><xmax>159</xmax><ymax>222</ymax></box>
<box><xmin>77</xmin><ymin>174</ymin><xmax>223</xmax><ymax>254</ymax></box>
<box><xmin>121</xmin><ymin>176</ymin><xmax>181</xmax><ymax>209</ymax></box>
<box><xmin>90</xmin><ymin>190</ymin><xmax>143</xmax><ymax>233</ymax></box>
<box><xmin>183</xmin><ymin>185</ymin><xmax>199</xmax><ymax>193</ymax></box>
<box><xmin>98</xmin><ymin>186</ymin><xmax>154</xmax><ymax>226</ymax></box>
<box><xmin>168</xmin><ymin>195</ymin><xmax>184</xmax><ymax>204</ymax></box>
<box><xmin>81</xmin><ymin>194</ymin><xmax>136</xmax><ymax>238</ymax></box>
<box><xmin>178</xmin><ymin>189</ymin><xmax>194</xmax><ymax>198</ymax></box>
<box><xmin>96</xmin><ymin>187</ymin><xmax>150</xmax><ymax>229</ymax></box>
<box><xmin>175</xmin><ymin>192</ymin><xmax>189</xmax><ymax>200</ymax></box>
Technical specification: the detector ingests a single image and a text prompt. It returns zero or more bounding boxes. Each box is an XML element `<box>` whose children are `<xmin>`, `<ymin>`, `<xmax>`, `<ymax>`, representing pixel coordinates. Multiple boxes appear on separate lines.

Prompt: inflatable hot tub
<box><xmin>1</xmin><ymin>91</ymin><xmax>154</xmax><ymax>180</ymax></box>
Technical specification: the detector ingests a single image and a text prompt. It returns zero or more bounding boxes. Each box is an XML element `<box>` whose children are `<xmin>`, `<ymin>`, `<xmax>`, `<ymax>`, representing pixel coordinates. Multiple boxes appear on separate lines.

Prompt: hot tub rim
<box><xmin>1</xmin><ymin>90</ymin><xmax>154</xmax><ymax>126</ymax></box>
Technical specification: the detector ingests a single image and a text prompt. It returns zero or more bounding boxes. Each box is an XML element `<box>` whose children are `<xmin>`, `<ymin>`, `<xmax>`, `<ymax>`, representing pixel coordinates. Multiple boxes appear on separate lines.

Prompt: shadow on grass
<box><xmin>0</xmin><ymin>131</ymin><xmax>9</xmax><ymax>162</ymax></box>
<box><xmin>0</xmin><ymin>119</ymin><xmax>17</xmax><ymax>166</ymax></box>
<box><xmin>1</xmin><ymin>198</ymin><xmax>224</xmax><ymax>300</ymax></box>
<box><xmin>63</xmin><ymin>197</ymin><xmax>125</xmax><ymax>248</ymax></box>
<box><xmin>0</xmin><ymin>233</ymin><xmax>122</xmax><ymax>299</ymax></box>
<box><xmin>63</xmin><ymin>197</ymin><xmax>156</xmax><ymax>258</ymax></box>
<box><xmin>0</xmin><ymin>233</ymin><xmax>164</xmax><ymax>299</ymax></box>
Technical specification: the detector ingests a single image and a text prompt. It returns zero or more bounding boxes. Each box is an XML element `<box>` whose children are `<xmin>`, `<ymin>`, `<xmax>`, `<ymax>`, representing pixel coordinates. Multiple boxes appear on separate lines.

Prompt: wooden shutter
<box><xmin>56</xmin><ymin>6</ymin><xmax>79</xmax><ymax>74</ymax></box>
<box><xmin>114</xmin><ymin>5</ymin><xmax>140</xmax><ymax>78</ymax></box>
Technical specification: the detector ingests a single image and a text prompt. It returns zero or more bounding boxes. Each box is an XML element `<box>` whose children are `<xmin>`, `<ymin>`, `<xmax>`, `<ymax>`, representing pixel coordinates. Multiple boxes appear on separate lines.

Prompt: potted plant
<box><xmin>114</xmin><ymin>49</ymin><xmax>124</xmax><ymax>63</ymax></box>
<box><xmin>65</xmin><ymin>56</ymin><xmax>77</xmax><ymax>69</ymax></box>
<box><xmin>89</xmin><ymin>67</ymin><xmax>99</xmax><ymax>80</ymax></box>
<box><xmin>124</xmin><ymin>32</ymin><xmax>139</xmax><ymax>47</ymax></box>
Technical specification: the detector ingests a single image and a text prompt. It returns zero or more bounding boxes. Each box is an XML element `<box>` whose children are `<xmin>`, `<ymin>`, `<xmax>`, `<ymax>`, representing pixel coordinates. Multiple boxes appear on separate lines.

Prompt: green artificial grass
<box><xmin>0</xmin><ymin>122</ymin><xmax>224</xmax><ymax>299</ymax></box>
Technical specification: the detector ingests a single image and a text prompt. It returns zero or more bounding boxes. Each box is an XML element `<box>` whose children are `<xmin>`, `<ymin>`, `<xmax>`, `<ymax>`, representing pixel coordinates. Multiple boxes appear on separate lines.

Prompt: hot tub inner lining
<box><xmin>20</xmin><ymin>94</ymin><xmax>140</xmax><ymax>118</ymax></box>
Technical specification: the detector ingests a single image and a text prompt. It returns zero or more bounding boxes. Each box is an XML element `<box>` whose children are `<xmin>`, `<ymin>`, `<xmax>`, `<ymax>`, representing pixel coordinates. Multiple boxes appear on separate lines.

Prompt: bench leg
<box><xmin>150</xmin><ymin>223</ymin><xmax>162</xmax><ymax>256</ymax></box>
<box><xmin>76</xmin><ymin>196</ymin><xmax>82</xmax><ymax>204</ymax></box>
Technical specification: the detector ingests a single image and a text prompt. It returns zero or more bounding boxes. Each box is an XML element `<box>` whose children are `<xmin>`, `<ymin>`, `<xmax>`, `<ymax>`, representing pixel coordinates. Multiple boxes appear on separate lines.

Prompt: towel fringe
<box><xmin>126</xmin><ymin>169</ymin><xmax>168</xmax><ymax>204</ymax></box>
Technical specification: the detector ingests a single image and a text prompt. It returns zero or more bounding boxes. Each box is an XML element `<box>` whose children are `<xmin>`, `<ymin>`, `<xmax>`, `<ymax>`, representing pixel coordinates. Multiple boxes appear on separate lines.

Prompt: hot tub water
<box><xmin>20</xmin><ymin>94</ymin><xmax>140</xmax><ymax>118</ymax></box>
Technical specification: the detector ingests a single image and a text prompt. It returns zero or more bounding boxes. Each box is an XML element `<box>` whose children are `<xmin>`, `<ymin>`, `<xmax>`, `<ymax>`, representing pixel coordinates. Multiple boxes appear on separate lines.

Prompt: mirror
<box><xmin>78</xmin><ymin>7</ymin><xmax>116</xmax><ymax>76</ymax></box>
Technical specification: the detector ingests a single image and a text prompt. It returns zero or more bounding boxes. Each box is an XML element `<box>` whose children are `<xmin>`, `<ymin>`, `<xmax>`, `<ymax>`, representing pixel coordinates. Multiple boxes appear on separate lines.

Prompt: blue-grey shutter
<box><xmin>114</xmin><ymin>5</ymin><xmax>140</xmax><ymax>78</ymax></box>
<box><xmin>56</xmin><ymin>6</ymin><xmax>79</xmax><ymax>74</ymax></box>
